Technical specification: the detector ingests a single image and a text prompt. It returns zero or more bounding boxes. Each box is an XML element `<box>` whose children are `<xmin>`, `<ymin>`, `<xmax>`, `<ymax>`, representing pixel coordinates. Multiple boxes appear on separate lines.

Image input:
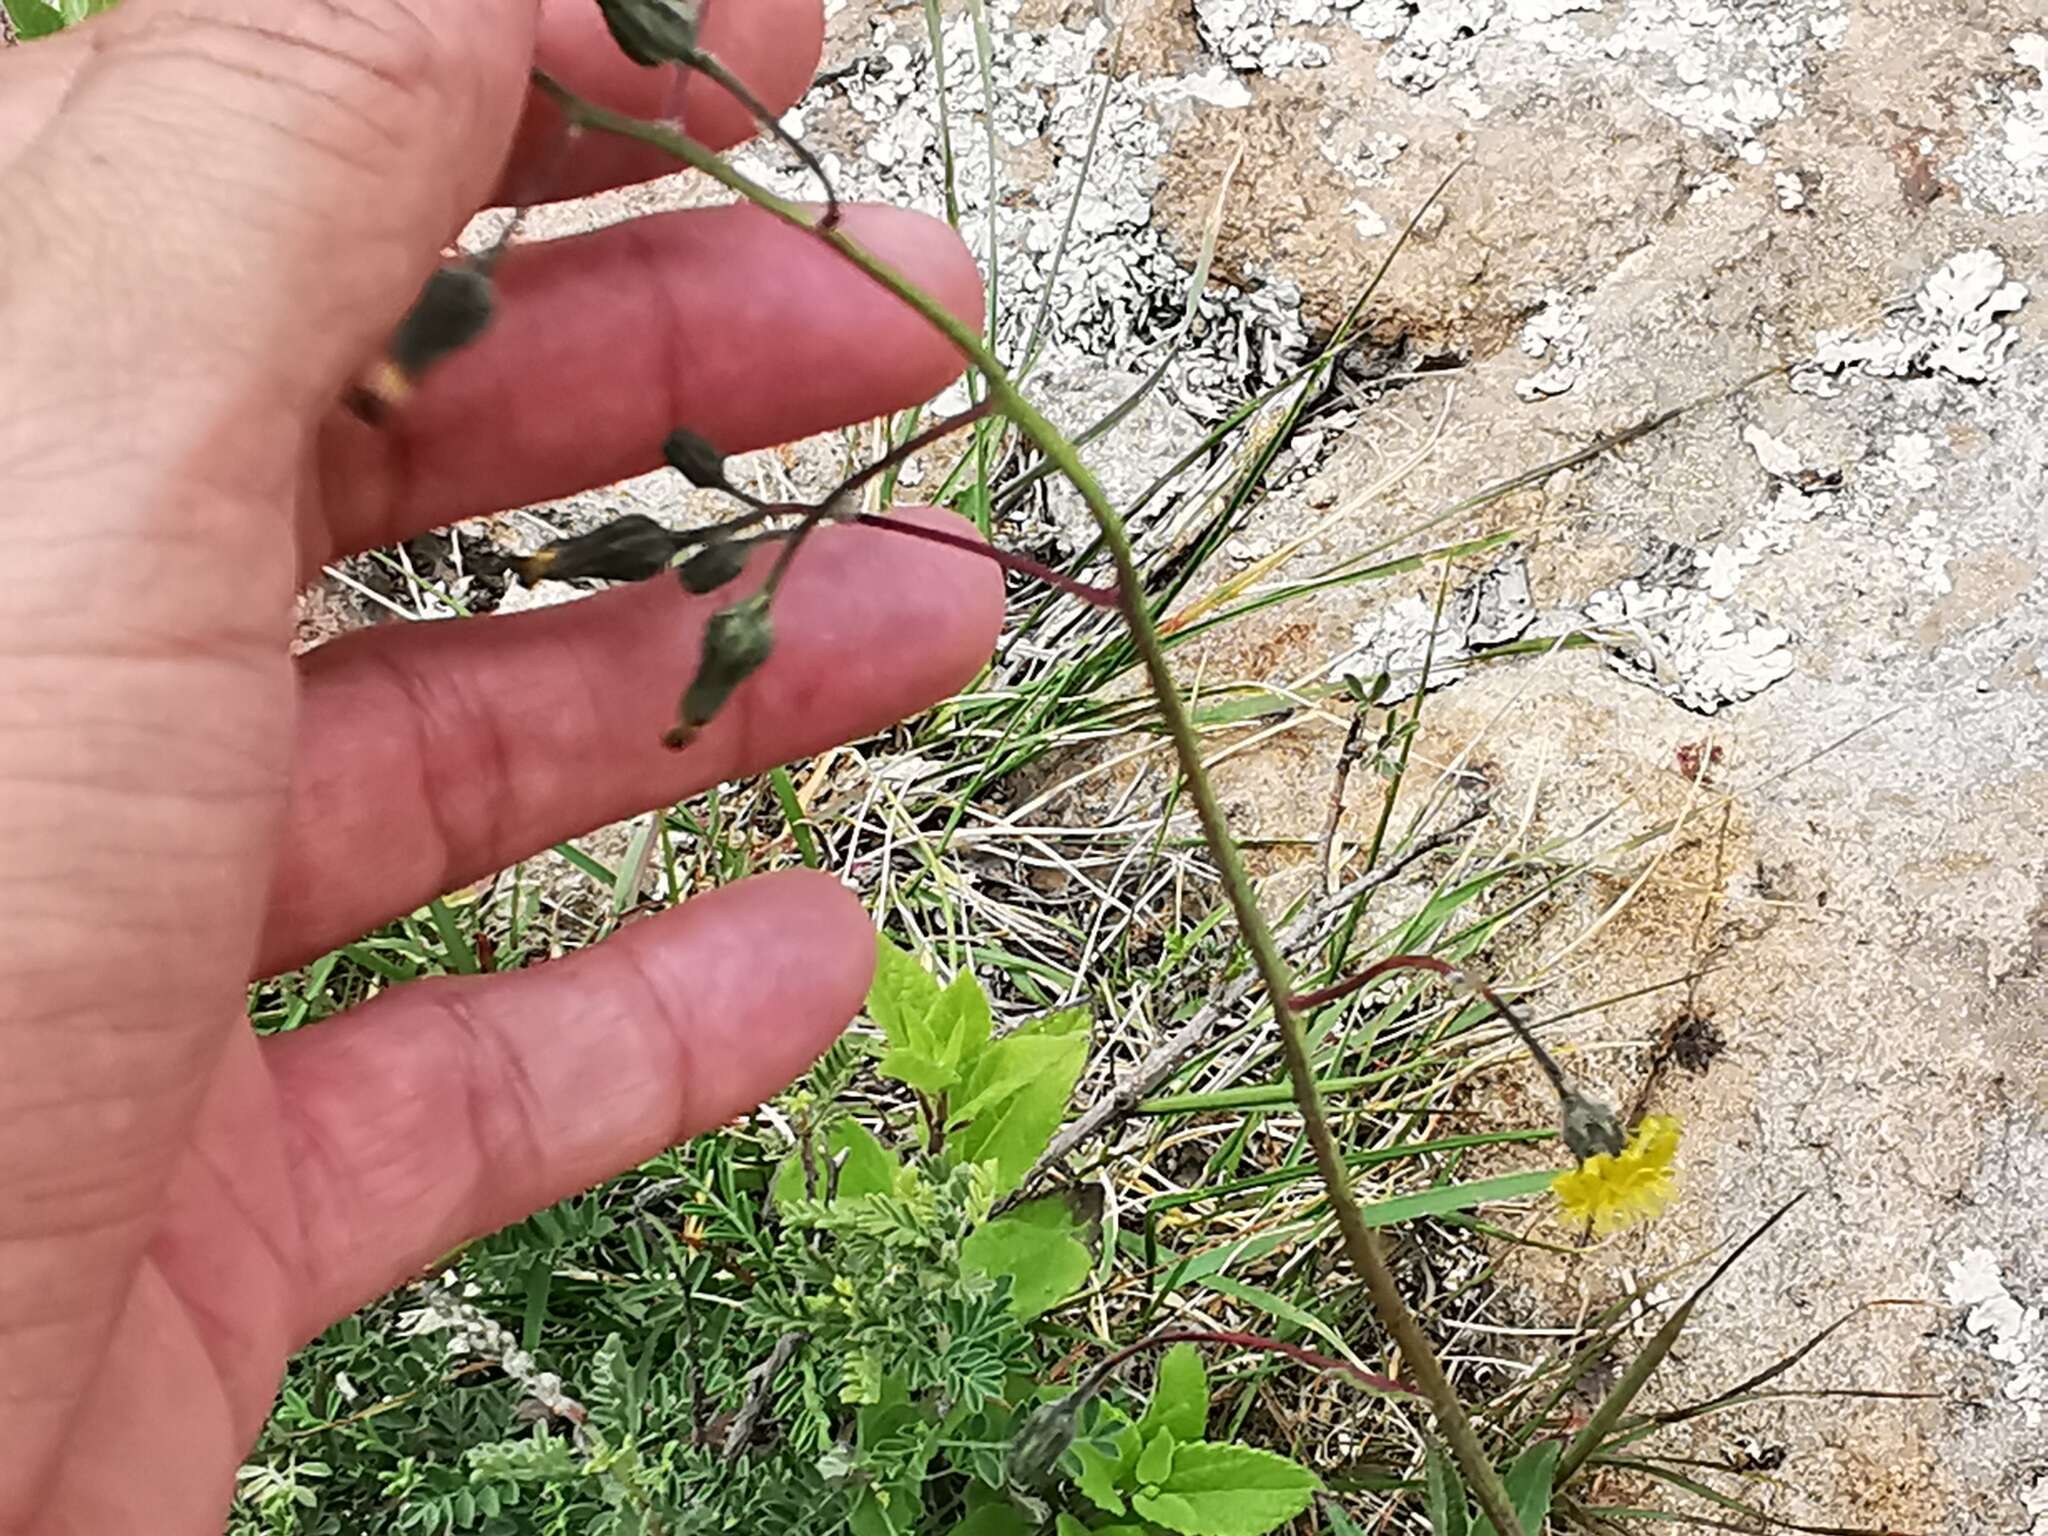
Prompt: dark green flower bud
<box><xmin>512</xmin><ymin>514</ymin><xmax>684</xmax><ymax>586</ymax></box>
<box><xmin>665</xmin><ymin>594</ymin><xmax>774</xmax><ymax>750</ymax></box>
<box><xmin>1561</xmin><ymin>1087</ymin><xmax>1626</xmax><ymax>1161</ymax></box>
<box><xmin>662</xmin><ymin>427</ymin><xmax>728</xmax><ymax>489</ymax></box>
<box><xmin>1002</xmin><ymin>1393</ymin><xmax>1085</xmax><ymax>1518</ymax></box>
<box><xmin>350</xmin><ymin>264</ymin><xmax>495</xmax><ymax>418</ymax></box>
<box><xmin>676</xmin><ymin>539</ymin><xmax>749</xmax><ymax>595</ymax></box>
<box><xmin>594</xmin><ymin>0</ymin><xmax>700</xmax><ymax>67</ymax></box>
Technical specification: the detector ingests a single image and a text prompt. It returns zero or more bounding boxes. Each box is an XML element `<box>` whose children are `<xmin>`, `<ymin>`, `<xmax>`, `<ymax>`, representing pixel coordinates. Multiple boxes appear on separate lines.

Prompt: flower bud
<box><xmin>676</xmin><ymin>539</ymin><xmax>749</xmax><ymax>595</ymax></box>
<box><xmin>512</xmin><ymin>514</ymin><xmax>684</xmax><ymax>586</ymax></box>
<box><xmin>1561</xmin><ymin>1088</ymin><xmax>1626</xmax><ymax>1161</ymax></box>
<box><xmin>349</xmin><ymin>264</ymin><xmax>495</xmax><ymax>418</ymax></box>
<box><xmin>662</xmin><ymin>427</ymin><xmax>729</xmax><ymax>489</ymax></box>
<box><xmin>665</xmin><ymin>594</ymin><xmax>774</xmax><ymax>750</ymax></box>
<box><xmin>595</xmin><ymin>0</ymin><xmax>700</xmax><ymax>66</ymax></box>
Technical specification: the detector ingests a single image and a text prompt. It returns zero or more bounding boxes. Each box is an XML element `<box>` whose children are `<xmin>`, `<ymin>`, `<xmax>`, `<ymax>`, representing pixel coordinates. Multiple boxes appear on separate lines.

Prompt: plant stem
<box><xmin>533</xmin><ymin>73</ymin><xmax>1529</xmax><ymax>1536</ymax></box>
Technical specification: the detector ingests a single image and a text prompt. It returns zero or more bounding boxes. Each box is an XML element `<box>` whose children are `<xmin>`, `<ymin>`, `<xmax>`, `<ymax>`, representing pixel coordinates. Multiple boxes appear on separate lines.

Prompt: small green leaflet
<box><xmin>951</xmin><ymin>1006</ymin><xmax>1088</xmax><ymax>1193</ymax></box>
<box><xmin>1136</xmin><ymin>1342</ymin><xmax>1208</xmax><ymax>1445</ymax></box>
<box><xmin>872</xmin><ymin>943</ymin><xmax>994</xmax><ymax>1098</ymax></box>
<box><xmin>1136</xmin><ymin>1426</ymin><xmax>1177</xmax><ymax>1488</ymax></box>
<box><xmin>869</xmin><ymin>935</ymin><xmax>941</xmax><ymax>1050</ymax></box>
<box><xmin>1423</xmin><ymin>1443</ymin><xmax>1468</xmax><ymax>1536</ymax></box>
<box><xmin>1073</xmin><ymin>1428</ymin><xmax>1133</xmax><ymax>1514</ymax></box>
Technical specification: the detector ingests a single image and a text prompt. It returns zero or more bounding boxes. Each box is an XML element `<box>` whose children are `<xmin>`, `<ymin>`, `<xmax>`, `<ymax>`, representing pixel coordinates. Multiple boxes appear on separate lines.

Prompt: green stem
<box><xmin>532</xmin><ymin>72</ymin><xmax>1528</xmax><ymax>1536</ymax></box>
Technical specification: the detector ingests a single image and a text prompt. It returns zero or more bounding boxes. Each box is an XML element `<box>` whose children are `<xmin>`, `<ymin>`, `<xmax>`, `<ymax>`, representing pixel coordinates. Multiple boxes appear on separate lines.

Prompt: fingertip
<box><xmin>829</xmin><ymin>205</ymin><xmax>988</xmax><ymax>383</ymax></box>
<box><xmin>864</xmin><ymin>505</ymin><xmax>1007</xmax><ymax>691</ymax></box>
<box><xmin>692</xmin><ymin>0</ymin><xmax>825</xmax><ymax>149</ymax></box>
<box><xmin>625</xmin><ymin>868</ymin><xmax>874</xmax><ymax>1106</ymax></box>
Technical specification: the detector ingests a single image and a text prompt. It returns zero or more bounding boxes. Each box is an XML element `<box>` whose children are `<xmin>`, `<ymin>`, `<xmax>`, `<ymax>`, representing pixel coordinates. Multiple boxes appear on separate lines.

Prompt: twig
<box><xmin>535</xmin><ymin>73</ymin><xmax>1535</xmax><ymax>1534</ymax></box>
<box><xmin>1317</xmin><ymin>710</ymin><xmax>1372</xmax><ymax>896</ymax></box>
<box><xmin>721</xmin><ymin>1329</ymin><xmax>806</xmax><ymax>1461</ymax></box>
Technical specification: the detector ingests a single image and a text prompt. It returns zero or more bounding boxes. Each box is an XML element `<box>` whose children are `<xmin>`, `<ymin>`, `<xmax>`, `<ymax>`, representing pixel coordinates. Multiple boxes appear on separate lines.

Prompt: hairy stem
<box><xmin>534</xmin><ymin>72</ymin><xmax>1528</xmax><ymax>1536</ymax></box>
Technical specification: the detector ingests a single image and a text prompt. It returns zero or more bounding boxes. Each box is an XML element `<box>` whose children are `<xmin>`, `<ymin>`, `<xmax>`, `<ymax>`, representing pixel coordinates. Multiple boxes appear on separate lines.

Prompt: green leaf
<box><xmin>961</xmin><ymin>1205</ymin><xmax>1091</xmax><ymax>1319</ymax></box>
<box><xmin>1148</xmin><ymin>1441</ymin><xmax>1320</xmax><ymax>1536</ymax></box>
<box><xmin>1423</xmin><ymin>1444</ymin><xmax>1468</xmax><ymax>1536</ymax></box>
<box><xmin>1356</xmin><ymin>1170</ymin><xmax>1558</xmax><ymax>1226</ymax></box>
<box><xmin>1135</xmin><ymin>1427</ymin><xmax>1177</xmax><ymax>1488</ymax></box>
<box><xmin>1133</xmin><ymin>1489</ymin><xmax>1203</xmax><ymax>1530</ymax></box>
<box><xmin>1054</xmin><ymin>1517</ymin><xmax>1092</xmax><ymax>1536</ymax></box>
<box><xmin>947</xmin><ymin>1034</ymin><xmax>1077</xmax><ymax>1125</ymax></box>
<box><xmin>869</xmin><ymin>935</ymin><xmax>940</xmax><ymax>1049</ymax></box>
<box><xmin>773</xmin><ymin>1118</ymin><xmax>900</xmax><ymax>1207</ymax></box>
<box><xmin>952</xmin><ymin>1008</ymin><xmax>1089</xmax><ymax>1193</ymax></box>
<box><xmin>877</xmin><ymin>1045</ymin><xmax>957</xmax><ymax>1097</ymax></box>
<box><xmin>1470</xmin><ymin>1441</ymin><xmax>1557</xmax><ymax>1536</ymax></box>
<box><xmin>1073</xmin><ymin>1438</ymin><xmax>1128</xmax><ymax>1514</ymax></box>
<box><xmin>2</xmin><ymin>0</ymin><xmax>67</xmax><ymax>40</ymax></box>
<box><xmin>1136</xmin><ymin>1343</ymin><xmax>1208</xmax><ymax>1445</ymax></box>
<box><xmin>923</xmin><ymin>965</ymin><xmax>993</xmax><ymax>1070</ymax></box>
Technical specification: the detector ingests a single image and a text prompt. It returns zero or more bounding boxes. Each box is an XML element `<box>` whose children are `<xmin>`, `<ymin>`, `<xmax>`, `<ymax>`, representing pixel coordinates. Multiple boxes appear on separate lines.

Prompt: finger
<box><xmin>262</xmin><ymin>508</ymin><xmax>1003</xmax><ymax>973</ymax></box>
<box><xmin>268</xmin><ymin>868</ymin><xmax>871</xmax><ymax>1336</ymax></box>
<box><xmin>314</xmin><ymin>200</ymin><xmax>982</xmax><ymax>565</ymax></box>
<box><xmin>504</xmin><ymin>0</ymin><xmax>824</xmax><ymax>204</ymax></box>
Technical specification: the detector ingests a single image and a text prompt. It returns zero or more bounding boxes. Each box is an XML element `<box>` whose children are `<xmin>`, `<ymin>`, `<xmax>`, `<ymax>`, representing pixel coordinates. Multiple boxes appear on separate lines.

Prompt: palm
<box><xmin>0</xmin><ymin>1</ymin><xmax>998</xmax><ymax>1531</ymax></box>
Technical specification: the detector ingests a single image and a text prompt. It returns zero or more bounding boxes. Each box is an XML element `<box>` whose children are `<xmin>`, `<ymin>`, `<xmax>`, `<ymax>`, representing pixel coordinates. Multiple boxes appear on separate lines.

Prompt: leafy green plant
<box><xmin>1051</xmin><ymin>1343</ymin><xmax>1320</xmax><ymax>1536</ymax></box>
<box><xmin>1</xmin><ymin>0</ymin><xmax>116</xmax><ymax>41</ymax></box>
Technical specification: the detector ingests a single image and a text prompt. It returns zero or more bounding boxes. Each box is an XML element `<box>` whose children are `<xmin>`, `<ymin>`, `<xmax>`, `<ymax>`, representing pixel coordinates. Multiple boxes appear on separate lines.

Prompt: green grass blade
<box><xmin>1555</xmin><ymin>1194</ymin><xmax>1809</xmax><ymax>1487</ymax></box>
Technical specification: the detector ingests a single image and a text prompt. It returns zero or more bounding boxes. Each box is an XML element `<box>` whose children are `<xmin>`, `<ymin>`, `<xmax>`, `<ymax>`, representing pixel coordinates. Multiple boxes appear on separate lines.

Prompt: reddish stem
<box><xmin>857</xmin><ymin>512</ymin><xmax>1119</xmax><ymax>607</ymax></box>
<box><xmin>1288</xmin><ymin>952</ymin><xmax>1568</xmax><ymax>1097</ymax></box>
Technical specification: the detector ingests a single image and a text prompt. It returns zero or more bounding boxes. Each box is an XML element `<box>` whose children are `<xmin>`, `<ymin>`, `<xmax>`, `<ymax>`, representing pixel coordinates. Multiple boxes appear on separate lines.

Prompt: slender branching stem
<box><xmin>532</xmin><ymin>72</ymin><xmax>1530</xmax><ymax>1536</ymax></box>
<box><xmin>1290</xmin><ymin>952</ymin><xmax>1571</xmax><ymax>1099</ymax></box>
<box><xmin>856</xmin><ymin>513</ymin><xmax>1117</xmax><ymax>605</ymax></box>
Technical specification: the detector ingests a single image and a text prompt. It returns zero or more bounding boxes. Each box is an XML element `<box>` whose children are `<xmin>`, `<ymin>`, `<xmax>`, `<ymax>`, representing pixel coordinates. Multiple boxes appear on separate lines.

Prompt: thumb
<box><xmin>0</xmin><ymin>0</ymin><xmax>538</xmax><ymax>414</ymax></box>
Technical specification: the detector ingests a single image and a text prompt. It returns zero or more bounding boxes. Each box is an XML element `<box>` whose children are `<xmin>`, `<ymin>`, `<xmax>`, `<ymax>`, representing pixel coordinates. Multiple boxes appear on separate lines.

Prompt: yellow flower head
<box><xmin>1551</xmin><ymin>1114</ymin><xmax>1681</xmax><ymax>1235</ymax></box>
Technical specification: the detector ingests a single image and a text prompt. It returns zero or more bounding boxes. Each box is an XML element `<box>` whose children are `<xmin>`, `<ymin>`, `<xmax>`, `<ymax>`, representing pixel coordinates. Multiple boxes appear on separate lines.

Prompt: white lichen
<box><xmin>1946</xmin><ymin>1247</ymin><xmax>2048</xmax><ymax>1429</ymax></box>
<box><xmin>1516</xmin><ymin>291</ymin><xmax>1591</xmax><ymax>399</ymax></box>
<box><xmin>1326</xmin><ymin>557</ymin><xmax>1534</xmax><ymax>702</ymax></box>
<box><xmin>1195</xmin><ymin>0</ymin><xmax>1335</xmax><ymax>72</ymax></box>
<box><xmin>1800</xmin><ymin>248</ymin><xmax>2030</xmax><ymax>389</ymax></box>
<box><xmin>1879</xmin><ymin>431</ymin><xmax>1941</xmax><ymax>492</ymax></box>
<box><xmin>1583</xmin><ymin>580</ymin><xmax>1795</xmax><ymax>712</ymax></box>
<box><xmin>1949</xmin><ymin>35</ymin><xmax>2048</xmax><ymax>217</ymax></box>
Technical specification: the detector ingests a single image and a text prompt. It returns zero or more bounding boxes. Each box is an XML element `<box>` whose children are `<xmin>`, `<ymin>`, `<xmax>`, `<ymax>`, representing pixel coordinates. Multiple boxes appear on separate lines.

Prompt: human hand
<box><xmin>0</xmin><ymin>1</ymin><xmax>998</xmax><ymax>1528</ymax></box>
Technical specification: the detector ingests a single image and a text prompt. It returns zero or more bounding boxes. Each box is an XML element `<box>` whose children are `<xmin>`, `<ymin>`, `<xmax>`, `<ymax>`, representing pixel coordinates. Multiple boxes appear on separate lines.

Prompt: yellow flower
<box><xmin>1551</xmin><ymin>1114</ymin><xmax>1681</xmax><ymax>1234</ymax></box>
